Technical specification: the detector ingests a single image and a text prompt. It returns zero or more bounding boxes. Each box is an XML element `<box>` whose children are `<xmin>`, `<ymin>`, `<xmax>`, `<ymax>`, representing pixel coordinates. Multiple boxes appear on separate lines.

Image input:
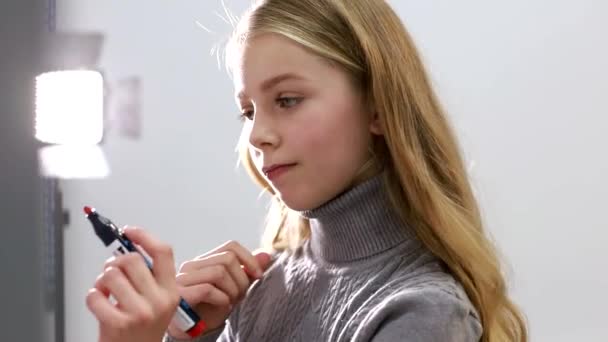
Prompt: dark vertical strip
<box><xmin>43</xmin><ymin>1</ymin><xmax>67</xmax><ymax>341</ymax></box>
<box><xmin>0</xmin><ymin>0</ymin><xmax>47</xmax><ymax>340</ymax></box>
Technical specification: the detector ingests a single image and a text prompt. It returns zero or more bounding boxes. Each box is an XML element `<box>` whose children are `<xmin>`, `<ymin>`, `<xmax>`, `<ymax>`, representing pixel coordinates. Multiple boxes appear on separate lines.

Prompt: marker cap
<box><xmin>187</xmin><ymin>321</ymin><xmax>207</xmax><ymax>338</ymax></box>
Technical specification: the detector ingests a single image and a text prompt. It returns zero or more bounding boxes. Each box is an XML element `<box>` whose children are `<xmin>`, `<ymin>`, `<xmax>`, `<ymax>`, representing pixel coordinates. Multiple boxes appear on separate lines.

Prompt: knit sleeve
<box><xmin>363</xmin><ymin>288</ymin><xmax>483</xmax><ymax>342</ymax></box>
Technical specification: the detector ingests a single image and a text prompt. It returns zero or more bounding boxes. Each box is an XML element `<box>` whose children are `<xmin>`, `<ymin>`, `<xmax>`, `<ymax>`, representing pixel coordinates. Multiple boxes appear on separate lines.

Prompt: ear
<box><xmin>369</xmin><ymin>112</ymin><xmax>383</xmax><ymax>136</ymax></box>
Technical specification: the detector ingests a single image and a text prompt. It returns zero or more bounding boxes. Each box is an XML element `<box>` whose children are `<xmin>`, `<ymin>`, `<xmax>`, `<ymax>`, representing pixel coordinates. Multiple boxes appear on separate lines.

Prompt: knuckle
<box><xmin>157</xmin><ymin>244</ymin><xmax>174</xmax><ymax>259</ymax></box>
<box><xmin>158</xmin><ymin>292</ymin><xmax>180</xmax><ymax>312</ymax></box>
<box><xmin>178</xmin><ymin>260</ymin><xmax>191</xmax><ymax>272</ymax></box>
<box><xmin>184</xmin><ymin>259</ymin><xmax>201</xmax><ymax>269</ymax></box>
<box><xmin>175</xmin><ymin>272</ymin><xmax>187</xmax><ymax>285</ymax></box>
<box><xmin>104</xmin><ymin>266</ymin><xmax>121</xmax><ymax>280</ymax></box>
<box><xmin>103</xmin><ymin>256</ymin><xmax>117</xmax><ymax>269</ymax></box>
<box><xmin>224</xmin><ymin>251</ymin><xmax>237</xmax><ymax>264</ymax></box>
<box><xmin>116</xmin><ymin>317</ymin><xmax>132</xmax><ymax>331</ymax></box>
<box><xmin>199</xmin><ymin>283</ymin><xmax>213</xmax><ymax>297</ymax></box>
<box><xmin>85</xmin><ymin>290</ymin><xmax>97</xmax><ymax>309</ymax></box>
<box><xmin>225</xmin><ymin>240</ymin><xmax>239</xmax><ymax>250</ymax></box>
<box><xmin>220</xmin><ymin>270</ymin><xmax>231</xmax><ymax>284</ymax></box>
<box><xmin>210</xmin><ymin>265</ymin><xmax>225</xmax><ymax>280</ymax></box>
<box><xmin>94</xmin><ymin>272</ymin><xmax>105</xmax><ymax>287</ymax></box>
<box><xmin>134</xmin><ymin>306</ymin><xmax>155</xmax><ymax>324</ymax></box>
<box><xmin>122</xmin><ymin>253</ymin><xmax>141</xmax><ymax>266</ymax></box>
<box><xmin>100</xmin><ymin>267</ymin><xmax>122</xmax><ymax>287</ymax></box>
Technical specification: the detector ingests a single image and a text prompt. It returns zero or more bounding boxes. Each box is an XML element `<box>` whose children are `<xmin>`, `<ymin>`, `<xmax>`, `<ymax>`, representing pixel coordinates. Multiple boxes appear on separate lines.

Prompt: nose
<box><xmin>248</xmin><ymin>110</ymin><xmax>280</xmax><ymax>151</ymax></box>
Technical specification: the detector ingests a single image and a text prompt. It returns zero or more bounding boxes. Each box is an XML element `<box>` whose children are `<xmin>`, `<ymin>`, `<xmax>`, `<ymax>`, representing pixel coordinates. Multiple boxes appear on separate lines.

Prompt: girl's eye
<box><xmin>238</xmin><ymin>109</ymin><xmax>254</xmax><ymax>121</ymax></box>
<box><xmin>276</xmin><ymin>97</ymin><xmax>302</xmax><ymax>108</ymax></box>
<box><xmin>237</xmin><ymin>97</ymin><xmax>301</xmax><ymax>122</ymax></box>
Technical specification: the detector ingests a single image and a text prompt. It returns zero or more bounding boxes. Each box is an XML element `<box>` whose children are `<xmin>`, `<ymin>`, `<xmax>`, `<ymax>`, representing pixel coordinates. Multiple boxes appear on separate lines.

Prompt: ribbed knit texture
<box><xmin>165</xmin><ymin>174</ymin><xmax>482</xmax><ymax>341</ymax></box>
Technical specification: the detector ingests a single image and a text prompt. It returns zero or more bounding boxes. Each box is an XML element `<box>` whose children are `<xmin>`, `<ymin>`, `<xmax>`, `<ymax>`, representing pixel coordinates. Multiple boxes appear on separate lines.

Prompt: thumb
<box><xmin>254</xmin><ymin>251</ymin><xmax>272</xmax><ymax>271</ymax></box>
<box><xmin>242</xmin><ymin>251</ymin><xmax>273</xmax><ymax>279</ymax></box>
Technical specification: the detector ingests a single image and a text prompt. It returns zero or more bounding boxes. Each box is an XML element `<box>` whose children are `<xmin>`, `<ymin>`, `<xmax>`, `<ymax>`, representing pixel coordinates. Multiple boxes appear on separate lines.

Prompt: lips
<box><xmin>262</xmin><ymin>163</ymin><xmax>296</xmax><ymax>180</ymax></box>
<box><xmin>262</xmin><ymin>163</ymin><xmax>295</xmax><ymax>174</ymax></box>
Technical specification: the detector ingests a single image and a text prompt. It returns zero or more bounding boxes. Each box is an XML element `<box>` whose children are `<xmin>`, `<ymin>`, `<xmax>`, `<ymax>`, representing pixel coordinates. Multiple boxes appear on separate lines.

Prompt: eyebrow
<box><xmin>236</xmin><ymin>72</ymin><xmax>308</xmax><ymax>100</ymax></box>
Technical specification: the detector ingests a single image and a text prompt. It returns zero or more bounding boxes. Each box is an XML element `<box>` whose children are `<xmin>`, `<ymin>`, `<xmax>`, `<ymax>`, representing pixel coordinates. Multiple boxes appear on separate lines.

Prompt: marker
<box><xmin>83</xmin><ymin>206</ymin><xmax>206</xmax><ymax>338</ymax></box>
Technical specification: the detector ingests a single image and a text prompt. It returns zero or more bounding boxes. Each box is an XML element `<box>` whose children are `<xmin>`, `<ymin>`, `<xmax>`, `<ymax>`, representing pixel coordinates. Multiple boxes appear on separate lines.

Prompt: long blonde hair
<box><xmin>225</xmin><ymin>0</ymin><xmax>527</xmax><ymax>341</ymax></box>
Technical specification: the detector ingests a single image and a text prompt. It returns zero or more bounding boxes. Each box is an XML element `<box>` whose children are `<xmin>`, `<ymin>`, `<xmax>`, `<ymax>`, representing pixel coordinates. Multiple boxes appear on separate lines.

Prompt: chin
<box><xmin>278</xmin><ymin>195</ymin><xmax>315</xmax><ymax>211</ymax></box>
<box><xmin>274</xmin><ymin>177</ymin><xmax>346</xmax><ymax>212</ymax></box>
<box><xmin>277</xmin><ymin>189</ymin><xmax>325</xmax><ymax>212</ymax></box>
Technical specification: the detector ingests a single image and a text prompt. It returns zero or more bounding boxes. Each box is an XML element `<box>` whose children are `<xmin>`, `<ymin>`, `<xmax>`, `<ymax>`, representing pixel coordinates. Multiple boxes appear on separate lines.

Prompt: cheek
<box><xmin>302</xmin><ymin>107</ymin><xmax>368</xmax><ymax>165</ymax></box>
<box><xmin>295</xmin><ymin>125</ymin><xmax>365</xmax><ymax>189</ymax></box>
<box><xmin>292</xmin><ymin>118</ymin><xmax>340</xmax><ymax>164</ymax></box>
<box><xmin>299</xmin><ymin>124</ymin><xmax>328</xmax><ymax>150</ymax></box>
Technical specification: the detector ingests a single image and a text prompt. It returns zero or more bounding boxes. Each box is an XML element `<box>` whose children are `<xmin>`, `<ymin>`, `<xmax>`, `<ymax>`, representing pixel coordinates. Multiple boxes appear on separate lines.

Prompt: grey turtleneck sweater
<box><xmin>165</xmin><ymin>175</ymin><xmax>482</xmax><ymax>341</ymax></box>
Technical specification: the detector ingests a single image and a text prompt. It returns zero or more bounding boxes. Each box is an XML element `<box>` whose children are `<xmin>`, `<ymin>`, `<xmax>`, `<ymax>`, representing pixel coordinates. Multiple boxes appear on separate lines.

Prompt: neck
<box><xmin>299</xmin><ymin>173</ymin><xmax>417</xmax><ymax>264</ymax></box>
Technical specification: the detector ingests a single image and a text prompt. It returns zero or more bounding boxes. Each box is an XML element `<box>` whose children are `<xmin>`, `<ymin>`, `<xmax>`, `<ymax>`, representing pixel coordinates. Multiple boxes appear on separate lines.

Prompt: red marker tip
<box><xmin>83</xmin><ymin>206</ymin><xmax>95</xmax><ymax>215</ymax></box>
<box><xmin>187</xmin><ymin>321</ymin><xmax>207</xmax><ymax>338</ymax></box>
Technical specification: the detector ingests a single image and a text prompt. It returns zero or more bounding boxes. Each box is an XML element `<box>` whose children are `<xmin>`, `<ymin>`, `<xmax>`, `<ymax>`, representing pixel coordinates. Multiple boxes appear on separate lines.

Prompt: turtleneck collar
<box><xmin>298</xmin><ymin>173</ymin><xmax>418</xmax><ymax>264</ymax></box>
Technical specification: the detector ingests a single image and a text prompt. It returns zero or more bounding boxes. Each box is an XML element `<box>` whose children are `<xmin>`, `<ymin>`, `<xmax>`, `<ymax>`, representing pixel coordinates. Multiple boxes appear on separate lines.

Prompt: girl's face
<box><xmin>234</xmin><ymin>33</ymin><xmax>380</xmax><ymax>211</ymax></box>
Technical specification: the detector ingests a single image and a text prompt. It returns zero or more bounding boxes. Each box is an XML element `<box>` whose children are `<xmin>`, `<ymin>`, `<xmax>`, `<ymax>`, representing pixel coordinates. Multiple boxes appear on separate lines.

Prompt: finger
<box><xmin>185</xmin><ymin>252</ymin><xmax>250</xmax><ymax>292</ymax></box>
<box><xmin>105</xmin><ymin>253</ymin><xmax>158</xmax><ymax>299</ymax></box>
<box><xmin>176</xmin><ymin>265</ymin><xmax>240</xmax><ymax>301</ymax></box>
<box><xmin>122</xmin><ymin>226</ymin><xmax>176</xmax><ymax>288</ymax></box>
<box><xmin>179</xmin><ymin>284</ymin><xmax>231</xmax><ymax>308</ymax></box>
<box><xmin>97</xmin><ymin>266</ymin><xmax>148</xmax><ymax>315</ymax></box>
<box><xmin>195</xmin><ymin>240</ymin><xmax>263</xmax><ymax>277</ymax></box>
<box><xmin>86</xmin><ymin>288</ymin><xmax>128</xmax><ymax>326</ymax></box>
<box><xmin>254</xmin><ymin>251</ymin><xmax>272</xmax><ymax>269</ymax></box>
<box><xmin>247</xmin><ymin>251</ymin><xmax>272</xmax><ymax>276</ymax></box>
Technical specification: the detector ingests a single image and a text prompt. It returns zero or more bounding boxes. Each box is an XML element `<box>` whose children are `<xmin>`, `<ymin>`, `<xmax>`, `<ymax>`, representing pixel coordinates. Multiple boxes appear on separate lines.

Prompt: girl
<box><xmin>87</xmin><ymin>0</ymin><xmax>528</xmax><ymax>341</ymax></box>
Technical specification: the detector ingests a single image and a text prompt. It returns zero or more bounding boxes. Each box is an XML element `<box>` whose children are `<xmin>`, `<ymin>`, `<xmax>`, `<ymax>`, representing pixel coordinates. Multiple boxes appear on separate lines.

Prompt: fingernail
<box><xmin>123</xmin><ymin>225</ymin><xmax>139</xmax><ymax>234</ymax></box>
<box><xmin>244</xmin><ymin>268</ymin><xmax>261</xmax><ymax>279</ymax></box>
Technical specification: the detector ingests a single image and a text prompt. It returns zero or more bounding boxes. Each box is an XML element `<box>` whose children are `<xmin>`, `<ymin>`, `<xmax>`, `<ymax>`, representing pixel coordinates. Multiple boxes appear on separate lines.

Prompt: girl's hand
<box><xmin>86</xmin><ymin>226</ymin><xmax>180</xmax><ymax>342</ymax></box>
<box><xmin>167</xmin><ymin>240</ymin><xmax>272</xmax><ymax>339</ymax></box>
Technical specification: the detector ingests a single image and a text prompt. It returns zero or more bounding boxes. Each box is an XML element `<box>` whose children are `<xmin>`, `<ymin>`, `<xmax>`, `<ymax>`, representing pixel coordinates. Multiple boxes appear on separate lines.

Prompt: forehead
<box><xmin>232</xmin><ymin>33</ymin><xmax>324</xmax><ymax>96</ymax></box>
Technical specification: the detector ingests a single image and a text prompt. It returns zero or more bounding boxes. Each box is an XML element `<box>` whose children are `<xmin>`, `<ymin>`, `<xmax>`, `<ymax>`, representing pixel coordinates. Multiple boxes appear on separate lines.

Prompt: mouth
<box><xmin>262</xmin><ymin>163</ymin><xmax>297</xmax><ymax>181</ymax></box>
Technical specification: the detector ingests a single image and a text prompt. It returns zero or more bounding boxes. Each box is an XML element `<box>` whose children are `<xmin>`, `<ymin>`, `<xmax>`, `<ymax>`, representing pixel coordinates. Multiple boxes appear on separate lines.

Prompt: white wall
<box><xmin>57</xmin><ymin>1</ymin><xmax>608</xmax><ymax>341</ymax></box>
